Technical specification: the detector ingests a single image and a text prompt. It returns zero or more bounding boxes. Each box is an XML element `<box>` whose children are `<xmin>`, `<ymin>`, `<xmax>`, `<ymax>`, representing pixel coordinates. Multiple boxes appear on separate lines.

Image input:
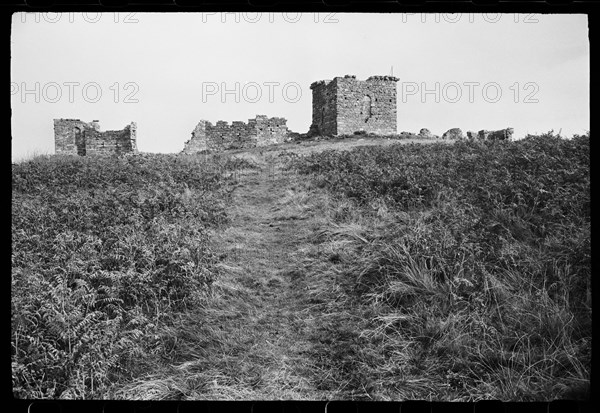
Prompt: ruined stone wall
<box><xmin>255</xmin><ymin>115</ymin><xmax>289</xmax><ymax>147</ymax></box>
<box><xmin>309</xmin><ymin>75</ymin><xmax>398</xmax><ymax>136</ymax></box>
<box><xmin>183</xmin><ymin>120</ymin><xmax>210</xmax><ymax>153</ymax></box>
<box><xmin>478</xmin><ymin>128</ymin><xmax>514</xmax><ymax>141</ymax></box>
<box><xmin>54</xmin><ymin>119</ymin><xmax>93</xmax><ymax>155</ymax></box>
<box><xmin>90</xmin><ymin>125</ymin><xmax>137</xmax><ymax>155</ymax></box>
<box><xmin>54</xmin><ymin>119</ymin><xmax>137</xmax><ymax>156</ymax></box>
<box><xmin>182</xmin><ymin>115</ymin><xmax>289</xmax><ymax>153</ymax></box>
<box><xmin>128</xmin><ymin>122</ymin><xmax>137</xmax><ymax>152</ymax></box>
<box><xmin>309</xmin><ymin>80</ymin><xmax>337</xmax><ymax>136</ymax></box>
<box><xmin>205</xmin><ymin>120</ymin><xmax>258</xmax><ymax>151</ymax></box>
<box><xmin>336</xmin><ymin>75</ymin><xmax>398</xmax><ymax>135</ymax></box>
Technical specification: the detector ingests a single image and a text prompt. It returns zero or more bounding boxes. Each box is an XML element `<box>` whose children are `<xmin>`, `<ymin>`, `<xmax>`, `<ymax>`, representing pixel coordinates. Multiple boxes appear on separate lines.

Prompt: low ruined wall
<box><xmin>255</xmin><ymin>116</ymin><xmax>288</xmax><ymax>147</ymax></box>
<box><xmin>183</xmin><ymin>115</ymin><xmax>290</xmax><ymax>153</ymax></box>
<box><xmin>183</xmin><ymin>120</ymin><xmax>210</xmax><ymax>153</ymax></box>
<box><xmin>478</xmin><ymin>128</ymin><xmax>514</xmax><ymax>141</ymax></box>
<box><xmin>89</xmin><ymin>126</ymin><xmax>136</xmax><ymax>155</ymax></box>
<box><xmin>207</xmin><ymin>120</ymin><xmax>258</xmax><ymax>151</ymax></box>
<box><xmin>54</xmin><ymin>119</ymin><xmax>137</xmax><ymax>156</ymax></box>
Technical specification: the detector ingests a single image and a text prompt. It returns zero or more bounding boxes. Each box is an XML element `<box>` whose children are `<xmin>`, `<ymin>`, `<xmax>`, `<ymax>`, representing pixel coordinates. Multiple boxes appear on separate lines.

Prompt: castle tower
<box><xmin>309</xmin><ymin>74</ymin><xmax>399</xmax><ymax>136</ymax></box>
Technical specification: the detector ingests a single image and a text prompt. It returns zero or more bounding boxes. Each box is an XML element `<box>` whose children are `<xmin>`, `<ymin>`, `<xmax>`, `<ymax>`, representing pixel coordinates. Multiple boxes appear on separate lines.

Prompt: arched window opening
<box><xmin>74</xmin><ymin>127</ymin><xmax>86</xmax><ymax>156</ymax></box>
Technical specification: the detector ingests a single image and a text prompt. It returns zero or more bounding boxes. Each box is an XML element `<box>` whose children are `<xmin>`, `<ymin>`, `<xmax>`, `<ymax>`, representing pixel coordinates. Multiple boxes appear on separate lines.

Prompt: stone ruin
<box><xmin>182</xmin><ymin>115</ymin><xmax>292</xmax><ymax>154</ymax></box>
<box><xmin>473</xmin><ymin>128</ymin><xmax>515</xmax><ymax>141</ymax></box>
<box><xmin>441</xmin><ymin>128</ymin><xmax>465</xmax><ymax>140</ymax></box>
<box><xmin>415</xmin><ymin>127</ymin><xmax>515</xmax><ymax>141</ymax></box>
<box><xmin>439</xmin><ymin>127</ymin><xmax>514</xmax><ymax>141</ymax></box>
<box><xmin>180</xmin><ymin>75</ymin><xmax>515</xmax><ymax>153</ymax></box>
<box><xmin>418</xmin><ymin>128</ymin><xmax>437</xmax><ymax>139</ymax></box>
<box><xmin>308</xmin><ymin>74</ymin><xmax>399</xmax><ymax>136</ymax></box>
<box><xmin>182</xmin><ymin>74</ymin><xmax>400</xmax><ymax>153</ymax></box>
<box><xmin>54</xmin><ymin>119</ymin><xmax>137</xmax><ymax>156</ymax></box>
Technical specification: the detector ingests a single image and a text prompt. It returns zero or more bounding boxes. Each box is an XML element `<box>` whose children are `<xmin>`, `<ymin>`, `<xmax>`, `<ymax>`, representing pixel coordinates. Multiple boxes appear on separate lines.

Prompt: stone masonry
<box><xmin>182</xmin><ymin>115</ymin><xmax>291</xmax><ymax>153</ymax></box>
<box><xmin>54</xmin><ymin>119</ymin><xmax>137</xmax><ymax>156</ymax></box>
<box><xmin>478</xmin><ymin>128</ymin><xmax>515</xmax><ymax>141</ymax></box>
<box><xmin>308</xmin><ymin>75</ymin><xmax>399</xmax><ymax>136</ymax></box>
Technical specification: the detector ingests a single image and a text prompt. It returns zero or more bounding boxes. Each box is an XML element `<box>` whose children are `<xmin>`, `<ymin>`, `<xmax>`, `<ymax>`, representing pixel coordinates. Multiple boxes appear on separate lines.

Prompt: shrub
<box><xmin>292</xmin><ymin>132</ymin><xmax>590</xmax><ymax>400</ymax></box>
<box><xmin>12</xmin><ymin>154</ymin><xmax>230</xmax><ymax>398</ymax></box>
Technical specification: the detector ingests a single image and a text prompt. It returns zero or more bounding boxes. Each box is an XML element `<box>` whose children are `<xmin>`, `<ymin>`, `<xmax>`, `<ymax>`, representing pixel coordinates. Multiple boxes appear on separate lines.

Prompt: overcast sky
<box><xmin>11</xmin><ymin>12</ymin><xmax>589</xmax><ymax>161</ymax></box>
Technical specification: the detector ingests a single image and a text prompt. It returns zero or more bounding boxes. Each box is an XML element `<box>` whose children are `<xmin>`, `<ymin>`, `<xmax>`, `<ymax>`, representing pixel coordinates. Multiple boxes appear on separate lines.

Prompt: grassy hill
<box><xmin>11</xmin><ymin>132</ymin><xmax>590</xmax><ymax>400</ymax></box>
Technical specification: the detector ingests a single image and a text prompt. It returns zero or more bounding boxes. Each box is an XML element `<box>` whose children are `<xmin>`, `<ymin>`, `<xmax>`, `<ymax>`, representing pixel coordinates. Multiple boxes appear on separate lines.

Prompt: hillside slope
<box><xmin>12</xmin><ymin>135</ymin><xmax>590</xmax><ymax>401</ymax></box>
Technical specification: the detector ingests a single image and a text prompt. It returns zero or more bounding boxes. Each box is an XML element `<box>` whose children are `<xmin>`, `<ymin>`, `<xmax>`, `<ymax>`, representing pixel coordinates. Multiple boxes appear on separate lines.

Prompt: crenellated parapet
<box><xmin>182</xmin><ymin>115</ymin><xmax>292</xmax><ymax>153</ymax></box>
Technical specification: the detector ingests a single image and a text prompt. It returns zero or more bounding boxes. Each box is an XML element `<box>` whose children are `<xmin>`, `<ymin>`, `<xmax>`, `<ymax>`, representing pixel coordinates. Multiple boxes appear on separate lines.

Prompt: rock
<box><xmin>418</xmin><ymin>128</ymin><xmax>433</xmax><ymax>139</ymax></box>
<box><xmin>400</xmin><ymin>132</ymin><xmax>420</xmax><ymax>139</ymax></box>
<box><xmin>489</xmin><ymin>127</ymin><xmax>514</xmax><ymax>140</ymax></box>
<box><xmin>441</xmin><ymin>128</ymin><xmax>464</xmax><ymax>140</ymax></box>
<box><xmin>479</xmin><ymin>127</ymin><xmax>514</xmax><ymax>141</ymax></box>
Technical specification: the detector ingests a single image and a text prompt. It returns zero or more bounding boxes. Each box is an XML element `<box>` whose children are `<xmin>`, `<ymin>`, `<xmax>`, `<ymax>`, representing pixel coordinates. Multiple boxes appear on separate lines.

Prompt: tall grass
<box><xmin>12</xmin><ymin>153</ymin><xmax>235</xmax><ymax>399</ymax></box>
<box><xmin>291</xmin><ymin>131</ymin><xmax>590</xmax><ymax>400</ymax></box>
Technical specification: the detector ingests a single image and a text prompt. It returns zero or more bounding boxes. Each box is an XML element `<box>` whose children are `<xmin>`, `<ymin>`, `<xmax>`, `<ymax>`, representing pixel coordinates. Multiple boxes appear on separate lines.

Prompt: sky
<box><xmin>11</xmin><ymin>12</ymin><xmax>589</xmax><ymax>161</ymax></box>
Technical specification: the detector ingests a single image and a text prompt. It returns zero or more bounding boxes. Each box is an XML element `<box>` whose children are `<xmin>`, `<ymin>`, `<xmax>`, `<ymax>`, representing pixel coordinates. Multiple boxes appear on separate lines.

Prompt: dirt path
<box><xmin>206</xmin><ymin>166</ymin><xmax>325</xmax><ymax>399</ymax></box>
<box><xmin>120</xmin><ymin>160</ymin><xmax>375</xmax><ymax>400</ymax></box>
